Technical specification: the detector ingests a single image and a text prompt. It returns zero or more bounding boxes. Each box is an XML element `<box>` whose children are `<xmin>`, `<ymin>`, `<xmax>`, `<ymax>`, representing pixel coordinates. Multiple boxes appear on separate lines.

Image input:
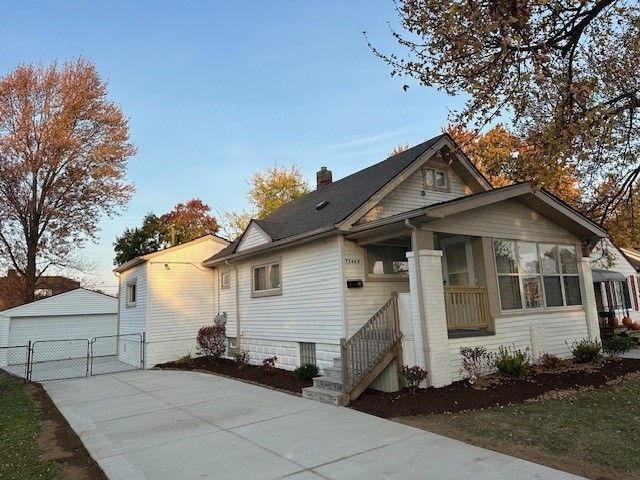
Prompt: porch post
<box><xmin>580</xmin><ymin>256</ymin><xmax>602</xmax><ymax>342</ymax></box>
<box><xmin>408</xmin><ymin>249</ymin><xmax>452</xmax><ymax>388</ymax></box>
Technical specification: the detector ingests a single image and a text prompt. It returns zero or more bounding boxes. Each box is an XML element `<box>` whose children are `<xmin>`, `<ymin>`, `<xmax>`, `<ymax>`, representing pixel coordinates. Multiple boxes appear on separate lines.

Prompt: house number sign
<box><xmin>345</xmin><ymin>257</ymin><xmax>361</xmax><ymax>265</ymax></box>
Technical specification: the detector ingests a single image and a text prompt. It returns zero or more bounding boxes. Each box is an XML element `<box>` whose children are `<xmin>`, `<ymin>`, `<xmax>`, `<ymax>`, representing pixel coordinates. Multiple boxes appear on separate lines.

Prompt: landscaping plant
<box><xmin>175</xmin><ymin>353</ymin><xmax>192</xmax><ymax>366</ymax></box>
<box><xmin>196</xmin><ymin>324</ymin><xmax>226</xmax><ymax>363</ymax></box>
<box><xmin>400</xmin><ymin>365</ymin><xmax>429</xmax><ymax>394</ymax></box>
<box><xmin>460</xmin><ymin>346</ymin><xmax>493</xmax><ymax>384</ymax></box>
<box><xmin>262</xmin><ymin>356</ymin><xmax>278</xmax><ymax>373</ymax></box>
<box><xmin>602</xmin><ymin>335</ymin><xmax>636</xmax><ymax>358</ymax></box>
<box><xmin>234</xmin><ymin>349</ymin><xmax>250</xmax><ymax>370</ymax></box>
<box><xmin>537</xmin><ymin>353</ymin><xmax>568</xmax><ymax>371</ymax></box>
<box><xmin>492</xmin><ymin>345</ymin><xmax>531</xmax><ymax>377</ymax></box>
<box><xmin>294</xmin><ymin>363</ymin><xmax>320</xmax><ymax>381</ymax></box>
<box><xmin>568</xmin><ymin>338</ymin><xmax>602</xmax><ymax>364</ymax></box>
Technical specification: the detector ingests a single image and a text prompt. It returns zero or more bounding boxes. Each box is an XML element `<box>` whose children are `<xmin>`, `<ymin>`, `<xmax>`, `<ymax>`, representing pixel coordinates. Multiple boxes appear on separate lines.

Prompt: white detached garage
<box><xmin>0</xmin><ymin>288</ymin><xmax>118</xmax><ymax>377</ymax></box>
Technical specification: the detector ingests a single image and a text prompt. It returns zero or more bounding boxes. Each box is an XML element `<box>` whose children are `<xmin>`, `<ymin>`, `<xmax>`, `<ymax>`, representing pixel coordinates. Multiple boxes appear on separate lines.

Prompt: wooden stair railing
<box><xmin>340</xmin><ymin>293</ymin><xmax>403</xmax><ymax>404</ymax></box>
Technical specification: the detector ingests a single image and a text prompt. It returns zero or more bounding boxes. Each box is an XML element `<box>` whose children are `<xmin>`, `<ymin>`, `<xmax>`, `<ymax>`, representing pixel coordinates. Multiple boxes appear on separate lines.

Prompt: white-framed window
<box><xmin>251</xmin><ymin>260</ymin><xmax>281</xmax><ymax>297</ymax></box>
<box><xmin>365</xmin><ymin>245</ymin><xmax>410</xmax><ymax>280</ymax></box>
<box><xmin>126</xmin><ymin>280</ymin><xmax>137</xmax><ymax>307</ymax></box>
<box><xmin>494</xmin><ymin>240</ymin><xmax>581</xmax><ymax>311</ymax></box>
<box><xmin>220</xmin><ymin>270</ymin><xmax>230</xmax><ymax>289</ymax></box>
<box><xmin>34</xmin><ymin>288</ymin><xmax>53</xmax><ymax>298</ymax></box>
<box><xmin>422</xmin><ymin>167</ymin><xmax>448</xmax><ymax>191</ymax></box>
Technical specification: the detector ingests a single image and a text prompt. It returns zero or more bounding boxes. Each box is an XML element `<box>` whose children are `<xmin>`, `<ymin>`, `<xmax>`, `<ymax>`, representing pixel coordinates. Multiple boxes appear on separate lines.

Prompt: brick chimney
<box><xmin>316</xmin><ymin>166</ymin><xmax>332</xmax><ymax>190</ymax></box>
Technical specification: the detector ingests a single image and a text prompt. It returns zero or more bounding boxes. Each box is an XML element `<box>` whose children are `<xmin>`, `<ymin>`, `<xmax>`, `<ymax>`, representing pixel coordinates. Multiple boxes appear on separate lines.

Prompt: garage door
<box><xmin>8</xmin><ymin>314</ymin><xmax>117</xmax><ymax>362</ymax></box>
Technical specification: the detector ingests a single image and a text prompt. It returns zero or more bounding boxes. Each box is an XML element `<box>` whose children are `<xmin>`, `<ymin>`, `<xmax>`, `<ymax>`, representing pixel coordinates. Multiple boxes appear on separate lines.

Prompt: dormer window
<box><xmin>422</xmin><ymin>167</ymin><xmax>448</xmax><ymax>191</ymax></box>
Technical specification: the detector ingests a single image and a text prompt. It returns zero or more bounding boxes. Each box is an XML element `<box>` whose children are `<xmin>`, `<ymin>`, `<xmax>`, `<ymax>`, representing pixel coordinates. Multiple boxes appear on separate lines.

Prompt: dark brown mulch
<box><xmin>349</xmin><ymin>358</ymin><xmax>640</xmax><ymax>418</ymax></box>
<box><xmin>26</xmin><ymin>379</ymin><xmax>108</xmax><ymax>480</ymax></box>
<box><xmin>155</xmin><ymin>357</ymin><xmax>313</xmax><ymax>393</ymax></box>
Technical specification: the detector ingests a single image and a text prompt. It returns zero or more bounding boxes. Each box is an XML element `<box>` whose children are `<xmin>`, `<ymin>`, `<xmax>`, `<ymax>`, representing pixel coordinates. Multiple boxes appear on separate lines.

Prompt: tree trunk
<box><xmin>23</xmin><ymin>239</ymin><xmax>37</xmax><ymax>304</ymax></box>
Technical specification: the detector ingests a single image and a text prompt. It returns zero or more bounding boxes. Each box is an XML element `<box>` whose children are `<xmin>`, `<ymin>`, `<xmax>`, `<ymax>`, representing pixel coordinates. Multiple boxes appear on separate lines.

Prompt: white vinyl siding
<box><xmin>344</xmin><ymin>240</ymin><xmax>410</xmax><ymax>335</ymax></box>
<box><xmin>237</xmin><ymin>223</ymin><xmax>270</xmax><ymax>252</ymax></box>
<box><xmin>118</xmin><ymin>263</ymin><xmax>148</xmax><ymax>337</ymax></box>
<box><xmin>357</xmin><ymin>166</ymin><xmax>470</xmax><ymax>224</ymax></box>
<box><xmin>222</xmin><ymin>237</ymin><xmax>343</xmax><ymax>344</ymax></box>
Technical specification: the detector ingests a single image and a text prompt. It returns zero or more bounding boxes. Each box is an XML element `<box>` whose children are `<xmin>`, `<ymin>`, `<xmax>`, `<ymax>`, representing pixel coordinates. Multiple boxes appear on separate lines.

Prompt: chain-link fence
<box><xmin>0</xmin><ymin>344</ymin><xmax>30</xmax><ymax>379</ymax></box>
<box><xmin>0</xmin><ymin>333</ymin><xmax>144</xmax><ymax>381</ymax></box>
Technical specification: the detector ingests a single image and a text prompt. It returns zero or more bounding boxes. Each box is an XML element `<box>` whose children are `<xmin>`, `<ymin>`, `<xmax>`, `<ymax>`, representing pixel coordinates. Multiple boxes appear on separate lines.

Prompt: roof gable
<box><xmin>236</xmin><ymin>221</ymin><xmax>272</xmax><ymax>252</ymax></box>
<box><xmin>0</xmin><ymin>288</ymin><xmax>118</xmax><ymax>317</ymax></box>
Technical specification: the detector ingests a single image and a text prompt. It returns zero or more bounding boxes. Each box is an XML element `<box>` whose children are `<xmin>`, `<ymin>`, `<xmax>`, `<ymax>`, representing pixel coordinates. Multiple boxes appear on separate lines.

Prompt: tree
<box><xmin>161</xmin><ymin>198</ymin><xmax>219</xmax><ymax>244</ymax></box>
<box><xmin>113</xmin><ymin>199</ymin><xmax>221</xmax><ymax>265</ymax></box>
<box><xmin>368</xmin><ymin>1</ymin><xmax>640</xmax><ymax>223</ymax></box>
<box><xmin>221</xmin><ymin>164</ymin><xmax>310</xmax><ymax>239</ymax></box>
<box><xmin>388</xmin><ymin>143</ymin><xmax>410</xmax><ymax>157</ymax></box>
<box><xmin>249</xmin><ymin>164</ymin><xmax>310</xmax><ymax>219</ymax></box>
<box><xmin>446</xmin><ymin>124</ymin><xmax>582</xmax><ymax>205</ymax></box>
<box><xmin>0</xmin><ymin>59</ymin><xmax>135</xmax><ymax>303</ymax></box>
<box><xmin>113</xmin><ymin>214</ymin><xmax>165</xmax><ymax>265</ymax></box>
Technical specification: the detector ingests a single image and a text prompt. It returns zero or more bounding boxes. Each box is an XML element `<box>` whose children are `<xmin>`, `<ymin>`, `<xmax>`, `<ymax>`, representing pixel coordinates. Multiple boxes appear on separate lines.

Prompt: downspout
<box><xmin>226</xmin><ymin>260</ymin><xmax>241</xmax><ymax>350</ymax></box>
<box><xmin>405</xmin><ymin>219</ymin><xmax>429</xmax><ymax>370</ymax></box>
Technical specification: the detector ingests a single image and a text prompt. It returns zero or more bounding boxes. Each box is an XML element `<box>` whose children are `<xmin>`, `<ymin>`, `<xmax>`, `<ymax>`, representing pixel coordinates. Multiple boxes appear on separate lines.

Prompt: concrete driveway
<box><xmin>44</xmin><ymin>370</ymin><xmax>582</xmax><ymax>480</ymax></box>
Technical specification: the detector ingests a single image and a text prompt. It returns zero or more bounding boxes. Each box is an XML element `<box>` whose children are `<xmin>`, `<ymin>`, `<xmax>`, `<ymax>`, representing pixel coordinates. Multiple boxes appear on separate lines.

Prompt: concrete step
<box><xmin>312</xmin><ymin>376</ymin><xmax>342</xmax><ymax>392</ymax></box>
<box><xmin>322</xmin><ymin>366</ymin><xmax>341</xmax><ymax>378</ymax></box>
<box><xmin>302</xmin><ymin>386</ymin><xmax>347</xmax><ymax>406</ymax></box>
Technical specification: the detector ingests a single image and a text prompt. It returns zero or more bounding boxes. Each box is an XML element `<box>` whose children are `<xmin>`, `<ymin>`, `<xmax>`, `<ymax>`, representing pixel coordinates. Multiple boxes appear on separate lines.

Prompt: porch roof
<box><xmin>345</xmin><ymin>183</ymin><xmax>607</xmax><ymax>242</ymax></box>
<box><xmin>592</xmin><ymin>269</ymin><xmax>626</xmax><ymax>282</ymax></box>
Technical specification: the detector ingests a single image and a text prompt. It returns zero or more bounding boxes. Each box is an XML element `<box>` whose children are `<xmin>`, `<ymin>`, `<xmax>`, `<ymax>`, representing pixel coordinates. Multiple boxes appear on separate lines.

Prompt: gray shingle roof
<box><xmin>207</xmin><ymin>135</ymin><xmax>444</xmax><ymax>263</ymax></box>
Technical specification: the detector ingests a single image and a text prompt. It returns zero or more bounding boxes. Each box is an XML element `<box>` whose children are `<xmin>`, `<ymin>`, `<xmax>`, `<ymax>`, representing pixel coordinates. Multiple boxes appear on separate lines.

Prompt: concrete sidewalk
<box><xmin>44</xmin><ymin>370</ymin><xmax>583</xmax><ymax>480</ymax></box>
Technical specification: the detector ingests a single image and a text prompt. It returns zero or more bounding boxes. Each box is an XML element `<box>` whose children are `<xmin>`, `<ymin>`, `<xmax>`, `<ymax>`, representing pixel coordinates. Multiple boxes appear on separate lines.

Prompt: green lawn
<box><xmin>397</xmin><ymin>375</ymin><xmax>640</xmax><ymax>480</ymax></box>
<box><xmin>0</xmin><ymin>373</ymin><xmax>58</xmax><ymax>480</ymax></box>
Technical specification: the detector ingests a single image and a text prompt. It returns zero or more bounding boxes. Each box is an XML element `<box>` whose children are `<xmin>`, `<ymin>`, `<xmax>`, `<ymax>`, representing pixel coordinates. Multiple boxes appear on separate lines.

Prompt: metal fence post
<box><xmin>26</xmin><ymin>341</ymin><xmax>31</xmax><ymax>381</ymax></box>
<box><xmin>140</xmin><ymin>332</ymin><xmax>145</xmax><ymax>369</ymax></box>
<box><xmin>86</xmin><ymin>340</ymin><xmax>90</xmax><ymax>377</ymax></box>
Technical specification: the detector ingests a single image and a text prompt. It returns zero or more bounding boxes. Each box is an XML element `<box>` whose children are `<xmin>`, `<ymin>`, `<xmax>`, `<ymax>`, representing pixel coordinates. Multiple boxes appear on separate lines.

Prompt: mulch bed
<box><xmin>26</xmin><ymin>379</ymin><xmax>108</xmax><ymax>480</ymax></box>
<box><xmin>349</xmin><ymin>358</ymin><xmax>640</xmax><ymax>418</ymax></box>
<box><xmin>155</xmin><ymin>356</ymin><xmax>313</xmax><ymax>394</ymax></box>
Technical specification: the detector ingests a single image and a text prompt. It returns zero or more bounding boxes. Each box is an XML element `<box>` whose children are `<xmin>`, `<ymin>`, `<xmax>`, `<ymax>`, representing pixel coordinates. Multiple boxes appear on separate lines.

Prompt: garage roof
<box><xmin>0</xmin><ymin>288</ymin><xmax>117</xmax><ymax>318</ymax></box>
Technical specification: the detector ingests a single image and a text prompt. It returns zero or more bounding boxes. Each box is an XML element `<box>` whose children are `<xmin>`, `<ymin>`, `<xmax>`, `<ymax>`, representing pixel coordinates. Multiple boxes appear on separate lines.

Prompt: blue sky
<box><xmin>1</xmin><ymin>1</ymin><xmax>464</xmax><ymax>293</ymax></box>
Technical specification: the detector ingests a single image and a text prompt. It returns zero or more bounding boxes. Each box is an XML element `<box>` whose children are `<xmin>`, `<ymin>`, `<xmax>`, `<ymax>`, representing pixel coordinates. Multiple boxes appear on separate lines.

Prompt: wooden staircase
<box><xmin>302</xmin><ymin>293</ymin><xmax>403</xmax><ymax>406</ymax></box>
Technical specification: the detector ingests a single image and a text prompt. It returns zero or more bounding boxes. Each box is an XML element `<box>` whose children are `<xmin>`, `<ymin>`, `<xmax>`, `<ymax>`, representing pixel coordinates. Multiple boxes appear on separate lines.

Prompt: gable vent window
<box><xmin>422</xmin><ymin>167</ymin><xmax>448</xmax><ymax>191</ymax></box>
<box><xmin>315</xmin><ymin>200</ymin><xmax>329</xmax><ymax>212</ymax></box>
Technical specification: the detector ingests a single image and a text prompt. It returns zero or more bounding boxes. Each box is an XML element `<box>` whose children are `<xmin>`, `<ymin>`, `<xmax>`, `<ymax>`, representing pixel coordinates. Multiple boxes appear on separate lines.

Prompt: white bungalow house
<box><xmin>114</xmin><ymin>234</ymin><xmax>229</xmax><ymax>367</ymax></box>
<box><xmin>590</xmin><ymin>238</ymin><xmax>640</xmax><ymax>328</ymax></box>
<box><xmin>202</xmin><ymin>134</ymin><xmax>607</xmax><ymax>405</ymax></box>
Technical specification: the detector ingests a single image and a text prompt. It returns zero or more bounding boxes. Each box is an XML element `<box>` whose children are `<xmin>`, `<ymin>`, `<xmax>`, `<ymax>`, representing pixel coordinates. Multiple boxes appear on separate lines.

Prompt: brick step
<box><xmin>302</xmin><ymin>386</ymin><xmax>347</xmax><ymax>406</ymax></box>
<box><xmin>312</xmin><ymin>376</ymin><xmax>342</xmax><ymax>392</ymax></box>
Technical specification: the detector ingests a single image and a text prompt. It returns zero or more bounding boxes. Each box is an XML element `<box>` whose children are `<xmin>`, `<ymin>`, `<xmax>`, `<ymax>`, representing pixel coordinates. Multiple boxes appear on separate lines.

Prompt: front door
<box><xmin>441</xmin><ymin>236</ymin><xmax>476</xmax><ymax>287</ymax></box>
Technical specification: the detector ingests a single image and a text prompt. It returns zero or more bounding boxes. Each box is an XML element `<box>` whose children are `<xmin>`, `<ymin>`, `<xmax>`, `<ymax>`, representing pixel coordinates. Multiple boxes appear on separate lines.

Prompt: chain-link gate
<box><xmin>0</xmin><ymin>333</ymin><xmax>144</xmax><ymax>381</ymax></box>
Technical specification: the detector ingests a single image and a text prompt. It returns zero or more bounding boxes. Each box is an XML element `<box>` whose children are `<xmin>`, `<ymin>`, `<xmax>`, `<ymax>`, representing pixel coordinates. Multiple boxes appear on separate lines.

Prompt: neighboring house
<box><xmin>202</xmin><ymin>134</ymin><xmax>607</xmax><ymax>404</ymax></box>
<box><xmin>114</xmin><ymin>234</ymin><xmax>229</xmax><ymax>367</ymax></box>
<box><xmin>0</xmin><ymin>288</ymin><xmax>118</xmax><ymax>368</ymax></box>
<box><xmin>590</xmin><ymin>239</ymin><xmax>640</xmax><ymax>327</ymax></box>
<box><xmin>0</xmin><ymin>269</ymin><xmax>80</xmax><ymax>310</ymax></box>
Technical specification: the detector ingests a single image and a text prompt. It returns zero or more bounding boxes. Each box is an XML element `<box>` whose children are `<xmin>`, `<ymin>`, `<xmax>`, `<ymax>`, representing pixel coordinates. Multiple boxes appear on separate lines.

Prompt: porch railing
<box><xmin>444</xmin><ymin>286</ymin><xmax>491</xmax><ymax>330</ymax></box>
<box><xmin>341</xmin><ymin>293</ymin><xmax>402</xmax><ymax>396</ymax></box>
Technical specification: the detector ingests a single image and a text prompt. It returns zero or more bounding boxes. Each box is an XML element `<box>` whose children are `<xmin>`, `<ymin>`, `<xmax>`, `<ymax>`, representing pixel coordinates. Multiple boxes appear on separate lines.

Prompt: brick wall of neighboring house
<box><xmin>0</xmin><ymin>269</ymin><xmax>80</xmax><ymax>310</ymax></box>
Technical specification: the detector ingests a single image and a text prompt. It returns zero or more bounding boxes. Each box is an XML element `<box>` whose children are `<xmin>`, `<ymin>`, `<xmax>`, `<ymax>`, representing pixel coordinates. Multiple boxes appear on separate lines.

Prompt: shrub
<box><xmin>537</xmin><ymin>353</ymin><xmax>568</xmax><ymax>371</ymax></box>
<box><xmin>492</xmin><ymin>345</ymin><xmax>531</xmax><ymax>377</ymax></box>
<box><xmin>400</xmin><ymin>365</ymin><xmax>429</xmax><ymax>393</ymax></box>
<box><xmin>234</xmin><ymin>349</ymin><xmax>250</xmax><ymax>369</ymax></box>
<box><xmin>174</xmin><ymin>353</ymin><xmax>192</xmax><ymax>366</ymax></box>
<box><xmin>294</xmin><ymin>363</ymin><xmax>320</xmax><ymax>381</ymax></box>
<box><xmin>602</xmin><ymin>335</ymin><xmax>635</xmax><ymax>358</ymax></box>
<box><xmin>262</xmin><ymin>356</ymin><xmax>278</xmax><ymax>373</ymax></box>
<box><xmin>460</xmin><ymin>346</ymin><xmax>493</xmax><ymax>384</ymax></box>
<box><xmin>196</xmin><ymin>324</ymin><xmax>226</xmax><ymax>362</ymax></box>
<box><xmin>568</xmin><ymin>338</ymin><xmax>602</xmax><ymax>363</ymax></box>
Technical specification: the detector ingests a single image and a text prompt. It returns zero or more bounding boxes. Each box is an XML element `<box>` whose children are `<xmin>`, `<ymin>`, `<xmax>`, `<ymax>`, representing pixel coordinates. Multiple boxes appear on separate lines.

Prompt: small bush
<box><xmin>174</xmin><ymin>353</ymin><xmax>192</xmax><ymax>366</ymax></box>
<box><xmin>196</xmin><ymin>324</ymin><xmax>226</xmax><ymax>362</ymax></box>
<box><xmin>262</xmin><ymin>356</ymin><xmax>278</xmax><ymax>373</ymax></box>
<box><xmin>492</xmin><ymin>345</ymin><xmax>531</xmax><ymax>377</ymax></box>
<box><xmin>568</xmin><ymin>338</ymin><xmax>602</xmax><ymax>363</ymax></box>
<box><xmin>460</xmin><ymin>346</ymin><xmax>493</xmax><ymax>384</ymax></box>
<box><xmin>537</xmin><ymin>352</ymin><xmax>568</xmax><ymax>371</ymax></box>
<box><xmin>603</xmin><ymin>335</ymin><xmax>635</xmax><ymax>358</ymax></box>
<box><xmin>294</xmin><ymin>363</ymin><xmax>320</xmax><ymax>381</ymax></box>
<box><xmin>400</xmin><ymin>365</ymin><xmax>429</xmax><ymax>393</ymax></box>
<box><xmin>234</xmin><ymin>349</ymin><xmax>250</xmax><ymax>369</ymax></box>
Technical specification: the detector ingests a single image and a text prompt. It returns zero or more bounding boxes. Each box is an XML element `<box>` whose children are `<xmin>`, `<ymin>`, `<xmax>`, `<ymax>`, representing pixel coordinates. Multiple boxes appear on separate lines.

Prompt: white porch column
<box><xmin>580</xmin><ymin>256</ymin><xmax>602</xmax><ymax>342</ymax></box>
<box><xmin>407</xmin><ymin>249</ymin><xmax>452</xmax><ymax>388</ymax></box>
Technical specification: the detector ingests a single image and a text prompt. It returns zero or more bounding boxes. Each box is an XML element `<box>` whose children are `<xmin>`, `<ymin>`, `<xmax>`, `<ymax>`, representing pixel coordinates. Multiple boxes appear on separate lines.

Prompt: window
<box><xmin>251</xmin><ymin>260</ymin><xmax>281</xmax><ymax>297</ymax></box>
<box><xmin>422</xmin><ymin>167</ymin><xmax>448</xmax><ymax>190</ymax></box>
<box><xmin>299</xmin><ymin>342</ymin><xmax>316</xmax><ymax>366</ymax></box>
<box><xmin>494</xmin><ymin>240</ymin><xmax>581</xmax><ymax>311</ymax></box>
<box><xmin>34</xmin><ymin>288</ymin><xmax>53</xmax><ymax>298</ymax></box>
<box><xmin>220</xmin><ymin>270</ymin><xmax>230</xmax><ymax>289</ymax></box>
<box><xmin>126</xmin><ymin>281</ymin><xmax>137</xmax><ymax>307</ymax></box>
<box><xmin>366</xmin><ymin>245</ymin><xmax>409</xmax><ymax>279</ymax></box>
